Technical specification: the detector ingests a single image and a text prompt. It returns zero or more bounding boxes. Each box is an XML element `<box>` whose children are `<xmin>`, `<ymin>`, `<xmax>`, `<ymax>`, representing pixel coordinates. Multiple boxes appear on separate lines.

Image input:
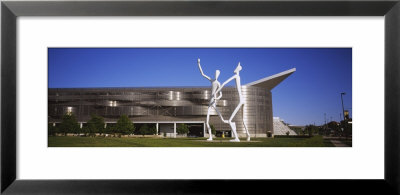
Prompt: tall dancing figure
<box><xmin>197</xmin><ymin>59</ymin><xmax>228</xmax><ymax>141</ymax></box>
<box><xmin>217</xmin><ymin>62</ymin><xmax>250</xmax><ymax>142</ymax></box>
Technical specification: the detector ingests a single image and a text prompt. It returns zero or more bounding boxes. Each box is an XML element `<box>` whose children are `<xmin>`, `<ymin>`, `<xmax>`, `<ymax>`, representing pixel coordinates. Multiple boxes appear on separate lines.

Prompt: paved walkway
<box><xmin>329</xmin><ymin>139</ymin><xmax>349</xmax><ymax>147</ymax></box>
<box><xmin>195</xmin><ymin>140</ymin><xmax>261</xmax><ymax>143</ymax></box>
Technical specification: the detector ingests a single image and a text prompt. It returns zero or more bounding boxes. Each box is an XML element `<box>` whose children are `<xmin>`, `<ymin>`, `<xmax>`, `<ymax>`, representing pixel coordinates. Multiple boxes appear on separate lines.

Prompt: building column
<box><xmin>203</xmin><ymin>122</ymin><xmax>206</xmax><ymax>137</ymax></box>
<box><xmin>104</xmin><ymin>123</ymin><xmax>107</xmax><ymax>128</ymax></box>
<box><xmin>80</xmin><ymin>122</ymin><xmax>83</xmax><ymax>129</ymax></box>
<box><xmin>156</xmin><ymin>123</ymin><xmax>159</xmax><ymax>135</ymax></box>
<box><xmin>53</xmin><ymin>123</ymin><xmax>56</xmax><ymax>127</ymax></box>
<box><xmin>174</xmin><ymin>123</ymin><xmax>176</xmax><ymax>138</ymax></box>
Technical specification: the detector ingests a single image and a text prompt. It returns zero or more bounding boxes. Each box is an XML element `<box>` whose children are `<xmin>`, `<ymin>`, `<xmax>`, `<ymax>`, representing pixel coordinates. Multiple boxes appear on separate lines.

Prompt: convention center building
<box><xmin>48</xmin><ymin>68</ymin><xmax>295</xmax><ymax>138</ymax></box>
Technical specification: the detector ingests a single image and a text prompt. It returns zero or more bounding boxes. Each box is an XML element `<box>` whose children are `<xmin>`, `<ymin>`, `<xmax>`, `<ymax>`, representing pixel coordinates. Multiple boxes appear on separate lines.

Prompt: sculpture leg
<box><xmin>213</xmin><ymin>105</ymin><xmax>228</xmax><ymax>124</ymax></box>
<box><xmin>229</xmin><ymin>122</ymin><xmax>240</xmax><ymax>142</ymax></box>
<box><xmin>243</xmin><ymin>121</ymin><xmax>250</xmax><ymax>141</ymax></box>
<box><xmin>242</xmin><ymin>104</ymin><xmax>250</xmax><ymax>141</ymax></box>
<box><xmin>206</xmin><ymin>107</ymin><xmax>213</xmax><ymax>141</ymax></box>
<box><xmin>228</xmin><ymin>102</ymin><xmax>244</xmax><ymax>142</ymax></box>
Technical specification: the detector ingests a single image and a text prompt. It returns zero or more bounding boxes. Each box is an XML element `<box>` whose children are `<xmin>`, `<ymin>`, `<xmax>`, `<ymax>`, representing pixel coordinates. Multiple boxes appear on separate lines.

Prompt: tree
<box><xmin>305</xmin><ymin>125</ymin><xmax>318</xmax><ymax>136</ymax></box>
<box><xmin>81</xmin><ymin>125</ymin><xmax>90</xmax><ymax>137</ymax></box>
<box><xmin>138</xmin><ymin>124</ymin><xmax>148</xmax><ymax>136</ymax></box>
<box><xmin>87</xmin><ymin>114</ymin><xmax>105</xmax><ymax>134</ymax></box>
<box><xmin>59</xmin><ymin>113</ymin><xmax>80</xmax><ymax>135</ymax></box>
<box><xmin>136</xmin><ymin>124</ymin><xmax>157</xmax><ymax>136</ymax></box>
<box><xmin>105</xmin><ymin>125</ymin><xmax>115</xmax><ymax>134</ymax></box>
<box><xmin>176</xmin><ymin>123</ymin><xmax>189</xmax><ymax>135</ymax></box>
<box><xmin>312</xmin><ymin>125</ymin><xmax>319</xmax><ymax>135</ymax></box>
<box><xmin>340</xmin><ymin>120</ymin><xmax>352</xmax><ymax>139</ymax></box>
<box><xmin>86</xmin><ymin>124</ymin><xmax>97</xmax><ymax>137</ymax></box>
<box><xmin>290</xmin><ymin>127</ymin><xmax>302</xmax><ymax>135</ymax></box>
<box><xmin>115</xmin><ymin>115</ymin><xmax>135</xmax><ymax>135</ymax></box>
<box><xmin>327</xmin><ymin>121</ymin><xmax>340</xmax><ymax>136</ymax></box>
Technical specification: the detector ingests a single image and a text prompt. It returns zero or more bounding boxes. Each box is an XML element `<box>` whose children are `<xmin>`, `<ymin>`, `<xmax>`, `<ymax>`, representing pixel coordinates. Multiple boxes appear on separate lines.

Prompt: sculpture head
<box><xmin>234</xmin><ymin>62</ymin><xmax>242</xmax><ymax>74</ymax></box>
<box><xmin>215</xmin><ymin>70</ymin><xmax>220</xmax><ymax>79</ymax></box>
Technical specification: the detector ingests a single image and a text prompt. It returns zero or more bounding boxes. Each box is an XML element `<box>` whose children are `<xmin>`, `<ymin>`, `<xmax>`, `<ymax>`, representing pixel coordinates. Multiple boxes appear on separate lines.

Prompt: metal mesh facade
<box><xmin>48</xmin><ymin>86</ymin><xmax>273</xmax><ymax>135</ymax></box>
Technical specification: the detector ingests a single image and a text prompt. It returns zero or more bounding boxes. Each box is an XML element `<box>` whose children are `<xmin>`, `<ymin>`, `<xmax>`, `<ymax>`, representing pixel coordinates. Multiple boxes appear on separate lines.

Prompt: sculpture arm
<box><xmin>217</xmin><ymin>91</ymin><xmax>222</xmax><ymax>100</ymax></box>
<box><xmin>197</xmin><ymin>59</ymin><xmax>211</xmax><ymax>81</ymax></box>
<box><xmin>216</xmin><ymin>75</ymin><xmax>237</xmax><ymax>94</ymax></box>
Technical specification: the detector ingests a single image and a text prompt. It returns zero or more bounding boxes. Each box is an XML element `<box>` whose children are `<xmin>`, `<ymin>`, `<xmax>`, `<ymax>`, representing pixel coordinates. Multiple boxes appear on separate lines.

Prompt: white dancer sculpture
<box><xmin>197</xmin><ymin>59</ymin><xmax>228</xmax><ymax>141</ymax></box>
<box><xmin>217</xmin><ymin>62</ymin><xmax>250</xmax><ymax>142</ymax></box>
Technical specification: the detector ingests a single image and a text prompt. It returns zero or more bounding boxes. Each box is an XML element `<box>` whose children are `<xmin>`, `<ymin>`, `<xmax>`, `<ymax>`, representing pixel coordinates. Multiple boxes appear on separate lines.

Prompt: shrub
<box><xmin>81</xmin><ymin>126</ymin><xmax>88</xmax><ymax>136</ymax></box>
<box><xmin>59</xmin><ymin>113</ymin><xmax>80</xmax><ymax>135</ymax></box>
<box><xmin>149</xmin><ymin>125</ymin><xmax>157</xmax><ymax>135</ymax></box>
<box><xmin>176</xmin><ymin>124</ymin><xmax>189</xmax><ymax>135</ymax></box>
<box><xmin>136</xmin><ymin>124</ymin><xmax>157</xmax><ymax>136</ymax></box>
<box><xmin>138</xmin><ymin>124</ymin><xmax>149</xmax><ymax>136</ymax></box>
<box><xmin>305</xmin><ymin>124</ymin><xmax>318</xmax><ymax>137</ymax></box>
<box><xmin>116</xmin><ymin>115</ymin><xmax>135</xmax><ymax>135</ymax></box>
<box><xmin>87</xmin><ymin>114</ymin><xmax>105</xmax><ymax>134</ymax></box>
<box><xmin>105</xmin><ymin>125</ymin><xmax>115</xmax><ymax>134</ymax></box>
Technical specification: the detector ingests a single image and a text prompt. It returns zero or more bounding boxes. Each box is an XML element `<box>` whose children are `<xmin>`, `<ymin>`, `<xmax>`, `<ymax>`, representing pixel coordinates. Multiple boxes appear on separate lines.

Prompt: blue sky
<box><xmin>48</xmin><ymin>48</ymin><xmax>352</xmax><ymax>126</ymax></box>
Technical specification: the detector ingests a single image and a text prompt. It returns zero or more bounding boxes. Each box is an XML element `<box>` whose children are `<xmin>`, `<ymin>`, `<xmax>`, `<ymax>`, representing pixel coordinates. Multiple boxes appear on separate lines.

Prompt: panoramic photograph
<box><xmin>48</xmin><ymin>48</ymin><xmax>352</xmax><ymax>147</ymax></box>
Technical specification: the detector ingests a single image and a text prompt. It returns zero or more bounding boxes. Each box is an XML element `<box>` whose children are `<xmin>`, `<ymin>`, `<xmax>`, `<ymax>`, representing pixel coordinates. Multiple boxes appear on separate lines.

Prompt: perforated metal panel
<box><xmin>48</xmin><ymin>86</ymin><xmax>273</xmax><ymax>135</ymax></box>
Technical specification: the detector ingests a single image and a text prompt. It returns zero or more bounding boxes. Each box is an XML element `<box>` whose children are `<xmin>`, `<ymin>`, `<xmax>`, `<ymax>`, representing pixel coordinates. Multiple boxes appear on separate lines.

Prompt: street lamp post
<box><xmin>340</xmin><ymin>92</ymin><xmax>347</xmax><ymax>139</ymax></box>
<box><xmin>324</xmin><ymin>113</ymin><xmax>327</xmax><ymax>136</ymax></box>
<box><xmin>340</xmin><ymin>92</ymin><xmax>346</xmax><ymax>121</ymax></box>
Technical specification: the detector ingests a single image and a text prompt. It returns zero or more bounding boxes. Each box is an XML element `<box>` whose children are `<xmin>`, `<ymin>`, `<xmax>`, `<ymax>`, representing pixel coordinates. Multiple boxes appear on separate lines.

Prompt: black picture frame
<box><xmin>1</xmin><ymin>0</ymin><xmax>399</xmax><ymax>194</ymax></box>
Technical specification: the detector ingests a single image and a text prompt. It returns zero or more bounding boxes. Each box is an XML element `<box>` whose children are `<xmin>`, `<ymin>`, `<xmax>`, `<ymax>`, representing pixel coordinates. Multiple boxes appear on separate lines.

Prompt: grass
<box><xmin>48</xmin><ymin>135</ymin><xmax>335</xmax><ymax>147</ymax></box>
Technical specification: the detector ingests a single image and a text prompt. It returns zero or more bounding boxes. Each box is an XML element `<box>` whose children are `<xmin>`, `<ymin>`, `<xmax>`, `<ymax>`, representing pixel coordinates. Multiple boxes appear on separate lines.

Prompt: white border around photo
<box><xmin>17</xmin><ymin>17</ymin><xmax>383</xmax><ymax>179</ymax></box>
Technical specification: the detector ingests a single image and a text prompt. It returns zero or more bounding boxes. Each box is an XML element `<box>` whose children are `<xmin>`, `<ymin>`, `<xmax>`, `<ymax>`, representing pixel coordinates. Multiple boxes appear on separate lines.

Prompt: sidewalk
<box><xmin>323</xmin><ymin>136</ymin><xmax>351</xmax><ymax>147</ymax></box>
<box><xmin>329</xmin><ymin>139</ymin><xmax>349</xmax><ymax>147</ymax></box>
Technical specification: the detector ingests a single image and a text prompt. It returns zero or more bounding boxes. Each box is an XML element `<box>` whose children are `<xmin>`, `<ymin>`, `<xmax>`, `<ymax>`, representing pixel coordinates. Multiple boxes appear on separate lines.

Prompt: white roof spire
<box><xmin>245</xmin><ymin>68</ymin><xmax>296</xmax><ymax>90</ymax></box>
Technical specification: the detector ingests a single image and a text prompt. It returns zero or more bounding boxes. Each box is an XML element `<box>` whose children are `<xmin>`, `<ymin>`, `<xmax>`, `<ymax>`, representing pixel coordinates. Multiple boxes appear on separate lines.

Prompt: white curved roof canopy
<box><xmin>245</xmin><ymin>68</ymin><xmax>296</xmax><ymax>90</ymax></box>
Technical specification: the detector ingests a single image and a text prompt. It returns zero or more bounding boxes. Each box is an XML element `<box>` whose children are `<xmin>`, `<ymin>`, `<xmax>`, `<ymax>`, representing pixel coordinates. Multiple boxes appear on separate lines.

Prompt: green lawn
<box><xmin>48</xmin><ymin>135</ymin><xmax>335</xmax><ymax>147</ymax></box>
